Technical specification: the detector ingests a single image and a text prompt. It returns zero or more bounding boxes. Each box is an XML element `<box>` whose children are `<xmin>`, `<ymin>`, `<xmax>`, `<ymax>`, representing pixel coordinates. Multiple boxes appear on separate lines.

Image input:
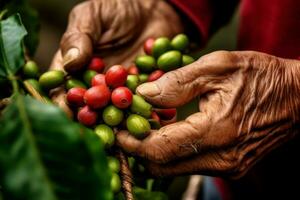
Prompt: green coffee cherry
<box><xmin>23</xmin><ymin>60</ymin><xmax>39</xmax><ymax>78</ymax></box>
<box><xmin>157</xmin><ymin>50</ymin><xmax>182</xmax><ymax>72</ymax></box>
<box><xmin>171</xmin><ymin>34</ymin><xmax>189</xmax><ymax>51</ymax></box>
<box><xmin>138</xmin><ymin>74</ymin><xmax>149</xmax><ymax>84</ymax></box>
<box><xmin>83</xmin><ymin>70</ymin><xmax>97</xmax><ymax>86</ymax></box>
<box><xmin>108</xmin><ymin>156</ymin><xmax>120</xmax><ymax>173</ymax></box>
<box><xmin>111</xmin><ymin>173</ymin><xmax>121</xmax><ymax>193</ymax></box>
<box><xmin>39</xmin><ymin>70</ymin><xmax>64</xmax><ymax>90</ymax></box>
<box><xmin>94</xmin><ymin>124</ymin><xmax>115</xmax><ymax>148</ymax></box>
<box><xmin>135</xmin><ymin>55</ymin><xmax>156</xmax><ymax>72</ymax></box>
<box><xmin>102</xmin><ymin>105</ymin><xmax>124</xmax><ymax>126</ymax></box>
<box><xmin>126</xmin><ymin>75</ymin><xmax>139</xmax><ymax>92</ymax></box>
<box><xmin>152</xmin><ymin>37</ymin><xmax>171</xmax><ymax>58</ymax></box>
<box><xmin>65</xmin><ymin>78</ymin><xmax>87</xmax><ymax>90</ymax></box>
<box><xmin>130</xmin><ymin>95</ymin><xmax>152</xmax><ymax>118</ymax></box>
<box><xmin>182</xmin><ymin>55</ymin><xmax>195</xmax><ymax>66</ymax></box>
<box><xmin>126</xmin><ymin>114</ymin><xmax>151</xmax><ymax>138</ymax></box>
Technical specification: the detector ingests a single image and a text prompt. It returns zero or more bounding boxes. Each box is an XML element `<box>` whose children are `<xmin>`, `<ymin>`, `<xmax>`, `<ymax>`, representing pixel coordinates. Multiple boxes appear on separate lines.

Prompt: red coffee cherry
<box><xmin>111</xmin><ymin>87</ymin><xmax>133</xmax><ymax>109</ymax></box>
<box><xmin>91</xmin><ymin>74</ymin><xmax>106</xmax><ymax>87</ymax></box>
<box><xmin>84</xmin><ymin>85</ymin><xmax>111</xmax><ymax>109</ymax></box>
<box><xmin>148</xmin><ymin>70</ymin><xmax>164</xmax><ymax>82</ymax></box>
<box><xmin>88</xmin><ymin>57</ymin><xmax>105</xmax><ymax>73</ymax></box>
<box><xmin>105</xmin><ymin>65</ymin><xmax>128</xmax><ymax>88</ymax></box>
<box><xmin>77</xmin><ymin>105</ymin><xmax>98</xmax><ymax>126</ymax></box>
<box><xmin>66</xmin><ymin>87</ymin><xmax>87</xmax><ymax>107</ymax></box>
<box><xmin>143</xmin><ymin>37</ymin><xmax>155</xmax><ymax>55</ymax></box>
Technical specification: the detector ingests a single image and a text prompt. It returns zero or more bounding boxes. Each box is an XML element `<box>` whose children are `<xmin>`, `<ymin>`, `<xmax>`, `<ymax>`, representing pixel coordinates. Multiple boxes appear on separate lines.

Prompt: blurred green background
<box><xmin>27</xmin><ymin>1</ymin><xmax>239</xmax><ymax>199</ymax></box>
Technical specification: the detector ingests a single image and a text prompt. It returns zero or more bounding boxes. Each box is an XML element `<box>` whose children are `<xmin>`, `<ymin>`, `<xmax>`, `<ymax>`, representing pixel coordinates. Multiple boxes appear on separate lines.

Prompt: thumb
<box><xmin>136</xmin><ymin>50</ymin><xmax>241</xmax><ymax>107</ymax></box>
<box><xmin>136</xmin><ymin>62</ymin><xmax>210</xmax><ymax>108</ymax></box>
<box><xmin>60</xmin><ymin>1</ymin><xmax>101</xmax><ymax>73</ymax></box>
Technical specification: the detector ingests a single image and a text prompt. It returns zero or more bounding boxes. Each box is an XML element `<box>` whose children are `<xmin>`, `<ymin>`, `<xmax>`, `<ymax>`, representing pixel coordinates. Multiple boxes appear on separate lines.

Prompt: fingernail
<box><xmin>137</xmin><ymin>82</ymin><xmax>161</xmax><ymax>97</ymax></box>
<box><xmin>63</xmin><ymin>48</ymin><xmax>79</xmax><ymax>66</ymax></box>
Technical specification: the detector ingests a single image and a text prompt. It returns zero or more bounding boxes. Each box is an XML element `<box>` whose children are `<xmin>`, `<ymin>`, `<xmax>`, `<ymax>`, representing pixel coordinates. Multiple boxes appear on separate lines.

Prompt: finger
<box><xmin>136</xmin><ymin>50</ymin><xmax>241</xmax><ymax>108</ymax></box>
<box><xmin>145</xmin><ymin>151</ymin><xmax>235</xmax><ymax>178</ymax></box>
<box><xmin>60</xmin><ymin>1</ymin><xmax>101</xmax><ymax>72</ymax></box>
<box><xmin>49</xmin><ymin>50</ymin><xmax>73</xmax><ymax>118</ymax></box>
<box><xmin>117</xmin><ymin>112</ymin><xmax>212</xmax><ymax>164</ymax></box>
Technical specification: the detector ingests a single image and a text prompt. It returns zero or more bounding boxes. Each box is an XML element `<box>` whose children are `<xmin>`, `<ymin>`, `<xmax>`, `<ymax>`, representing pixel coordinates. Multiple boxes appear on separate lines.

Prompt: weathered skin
<box><xmin>50</xmin><ymin>0</ymin><xmax>300</xmax><ymax>179</ymax></box>
<box><xmin>49</xmin><ymin>0</ymin><xmax>182</xmax><ymax>116</ymax></box>
<box><xmin>117</xmin><ymin>51</ymin><xmax>300</xmax><ymax>178</ymax></box>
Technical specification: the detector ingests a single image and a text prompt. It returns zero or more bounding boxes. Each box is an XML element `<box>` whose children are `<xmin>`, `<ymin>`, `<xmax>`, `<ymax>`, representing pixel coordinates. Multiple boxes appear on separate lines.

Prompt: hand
<box><xmin>117</xmin><ymin>51</ymin><xmax>300</xmax><ymax>178</ymax></box>
<box><xmin>49</xmin><ymin>0</ymin><xmax>183</xmax><ymax>116</ymax></box>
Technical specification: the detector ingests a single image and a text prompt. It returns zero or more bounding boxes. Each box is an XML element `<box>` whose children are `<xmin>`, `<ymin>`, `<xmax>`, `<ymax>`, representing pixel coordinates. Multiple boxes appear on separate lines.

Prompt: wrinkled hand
<box><xmin>117</xmin><ymin>51</ymin><xmax>300</xmax><ymax>178</ymax></box>
<box><xmin>49</xmin><ymin>0</ymin><xmax>182</xmax><ymax>116</ymax></box>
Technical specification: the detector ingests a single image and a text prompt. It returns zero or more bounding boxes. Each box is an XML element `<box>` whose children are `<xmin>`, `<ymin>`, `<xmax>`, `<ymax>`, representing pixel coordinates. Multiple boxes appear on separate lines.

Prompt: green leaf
<box><xmin>3</xmin><ymin>0</ymin><xmax>40</xmax><ymax>55</ymax></box>
<box><xmin>133</xmin><ymin>187</ymin><xmax>168</xmax><ymax>200</ymax></box>
<box><xmin>0</xmin><ymin>95</ymin><xmax>113</xmax><ymax>200</ymax></box>
<box><xmin>0</xmin><ymin>14</ymin><xmax>27</xmax><ymax>78</ymax></box>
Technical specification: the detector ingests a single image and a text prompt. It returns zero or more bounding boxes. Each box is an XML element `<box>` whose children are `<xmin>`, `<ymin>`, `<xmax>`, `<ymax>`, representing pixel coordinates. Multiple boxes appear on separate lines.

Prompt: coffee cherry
<box><xmin>91</xmin><ymin>74</ymin><xmax>106</xmax><ymax>87</ymax></box>
<box><xmin>23</xmin><ymin>60</ymin><xmax>39</xmax><ymax>78</ymax></box>
<box><xmin>126</xmin><ymin>114</ymin><xmax>151</xmax><ymax>138</ymax></box>
<box><xmin>84</xmin><ymin>85</ymin><xmax>111</xmax><ymax>109</ymax></box>
<box><xmin>148</xmin><ymin>70</ymin><xmax>164</xmax><ymax>82</ymax></box>
<box><xmin>105</xmin><ymin>65</ymin><xmax>128</xmax><ymax>88</ymax></box>
<box><xmin>130</xmin><ymin>95</ymin><xmax>152</xmax><ymax>118</ymax></box>
<box><xmin>111</xmin><ymin>173</ymin><xmax>121</xmax><ymax>193</ymax></box>
<box><xmin>39</xmin><ymin>70</ymin><xmax>64</xmax><ymax>90</ymax></box>
<box><xmin>83</xmin><ymin>70</ymin><xmax>97</xmax><ymax>86</ymax></box>
<box><xmin>127</xmin><ymin>65</ymin><xmax>139</xmax><ymax>75</ymax></box>
<box><xmin>65</xmin><ymin>78</ymin><xmax>86</xmax><ymax>90</ymax></box>
<box><xmin>107</xmin><ymin>156</ymin><xmax>120</xmax><ymax>173</ymax></box>
<box><xmin>171</xmin><ymin>34</ymin><xmax>189</xmax><ymax>51</ymax></box>
<box><xmin>138</xmin><ymin>74</ymin><xmax>149</xmax><ymax>84</ymax></box>
<box><xmin>77</xmin><ymin>106</ymin><xmax>98</xmax><ymax>126</ymax></box>
<box><xmin>157</xmin><ymin>108</ymin><xmax>177</xmax><ymax>120</ymax></box>
<box><xmin>66</xmin><ymin>87</ymin><xmax>86</xmax><ymax>107</ymax></box>
<box><xmin>102</xmin><ymin>105</ymin><xmax>124</xmax><ymax>126</ymax></box>
<box><xmin>157</xmin><ymin>50</ymin><xmax>182</xmax><ymax>72</ymax></box>
<box><xmin>143</xmin><ymin>37</ymin><xmax>155</xmax><ymax>55</ymax></box>
<box><xmin>111</xmin><ymin>87</ymin><xmax>133</xmax><ymax>109</ymax></box>
<box><xmin>152</xmin><ymin>37</ymin><xmax>171</xmax><ymax>58</ymax></box>
<box><xmin>88</xmin><ymin>57</ymin><xmax>105</xmax><ymax>73</ymax></box>
<box><xmin>151</xmin><ymin>111</ymin><xmax>160</xmax><ymax>123</ymax></box>
<box><xmin>135</xmin><ymin>55</ymin><xmax>156</xmax><ymax>73</ymax></box>
<box><xmin>182</xmin><ymin>55</ymin><xmax>195</xmax><ymax>66</ymax></box>
<box><xmin>126</xmin><ymin>75</ymin><xmax>139</xmax><ymax>92</ymax></box>
<box><xmin>94</xmin><ymin>124</ymin><xmax>115</xmax><ymax>148</ymax></box>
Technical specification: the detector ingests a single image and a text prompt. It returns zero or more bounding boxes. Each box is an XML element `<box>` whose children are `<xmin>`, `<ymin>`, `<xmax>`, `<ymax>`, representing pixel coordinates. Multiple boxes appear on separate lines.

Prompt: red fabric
<box><xmin>169</xmin><ymin>0</ymin><xmax>300</xmax><ymax>59</ymax></box>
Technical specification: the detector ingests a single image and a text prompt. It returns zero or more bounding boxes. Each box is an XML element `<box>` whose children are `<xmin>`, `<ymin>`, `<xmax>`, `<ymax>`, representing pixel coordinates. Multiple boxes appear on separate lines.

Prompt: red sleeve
<box><xmin>168</xmin><ymin>0</ymin><xmax>239</xmax><ymax>43</ymax></box>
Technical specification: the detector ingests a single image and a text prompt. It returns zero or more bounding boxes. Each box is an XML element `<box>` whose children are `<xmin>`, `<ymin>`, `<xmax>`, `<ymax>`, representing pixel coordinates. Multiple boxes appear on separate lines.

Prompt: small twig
<box><xmin>23</xmin><ymin>81</ymin><xmax>49</xmax><ymax>104</ymax></box>
<box><xmin>116</xmin><ymin>149</ymin><xmax>134</xmax><ymax>200</ymax></box>
<box><xmin>0</xmin><ymin>98</ymin><xmax>11</xmax><ymax>110</ymax></box>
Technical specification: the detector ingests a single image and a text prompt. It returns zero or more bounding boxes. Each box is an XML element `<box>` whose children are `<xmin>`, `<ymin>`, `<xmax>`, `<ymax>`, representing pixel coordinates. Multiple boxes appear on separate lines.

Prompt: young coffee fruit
<box><xmin>94</xmin><ymin>124</ymin><xmax>115</xmax><ymax>148</ymax></box>
<box><xmin>102</xmin><ymin>105</ymin><xmax>124</xmax><ymax>126</ymax></box>
<box><xmin>130</xmin><ymin>95</ymin><xmax>152</xmax><ymax>118</ymax></box>
<box><xmin>39</xmin><ymin>70</ymin><xmax>64</xmax><ymax>90</ymax></box>
<box><xmin>126</xmin><ymin>114</ymin><xmax>151</xmax><ymax>138</ymax></box>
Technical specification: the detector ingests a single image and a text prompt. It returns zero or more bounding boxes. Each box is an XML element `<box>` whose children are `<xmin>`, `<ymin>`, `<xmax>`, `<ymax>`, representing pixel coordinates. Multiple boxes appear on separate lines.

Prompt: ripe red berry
<box><xmin>148</xmin><ymin>70</ymin><xmax>164</xmax><ymax>82</ymax></box>
<box><xmin>66</xmin><ymin>87</ymin><xmax>86</xmax><ymax>107</ymax></box>
<box><xmin>151</xmin><ymin>111</ymin><xmax>160</xmax><ymax>122</ymax></box>
<box><xmin>157</xmin><ymin>108</ymin><xmax>176</xmax><ymax>120</ymax></box>
<box><xmin>144</xmin><ymin>38</ymin><xmax>155</xmax><ymax>55</ymax></box>
<box><xmin>127</xmin><ymin>65</ymin><xmax>139</xmax><ymax>75</ymax></box>
<box><xmin>111</xmin><ymin>87</ymin><xmax>133</xmax><ymax>109</ymax></box>
<box><xmin>105</xmin><ymin>65</ymin><xmax>128</xmax><ymax>88</ymax></box>
<box><xmin>77</xmin><ymin>106</ymin><xmax>98</xmax><ymax>126</ymax></box>
<box><xmin>91</xmin><ymin>74</ymin><xmax>106</xmax><ymax>87</ymax></box>
<box><xmin>84</xmin><ymin>85</ymin><xmax>111</xmax><ymax>109</ymax></box>
<box><xmin>88</xmin><ymin>57</ymin><xmax>105</xmax><ymax>73</ymax></box>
